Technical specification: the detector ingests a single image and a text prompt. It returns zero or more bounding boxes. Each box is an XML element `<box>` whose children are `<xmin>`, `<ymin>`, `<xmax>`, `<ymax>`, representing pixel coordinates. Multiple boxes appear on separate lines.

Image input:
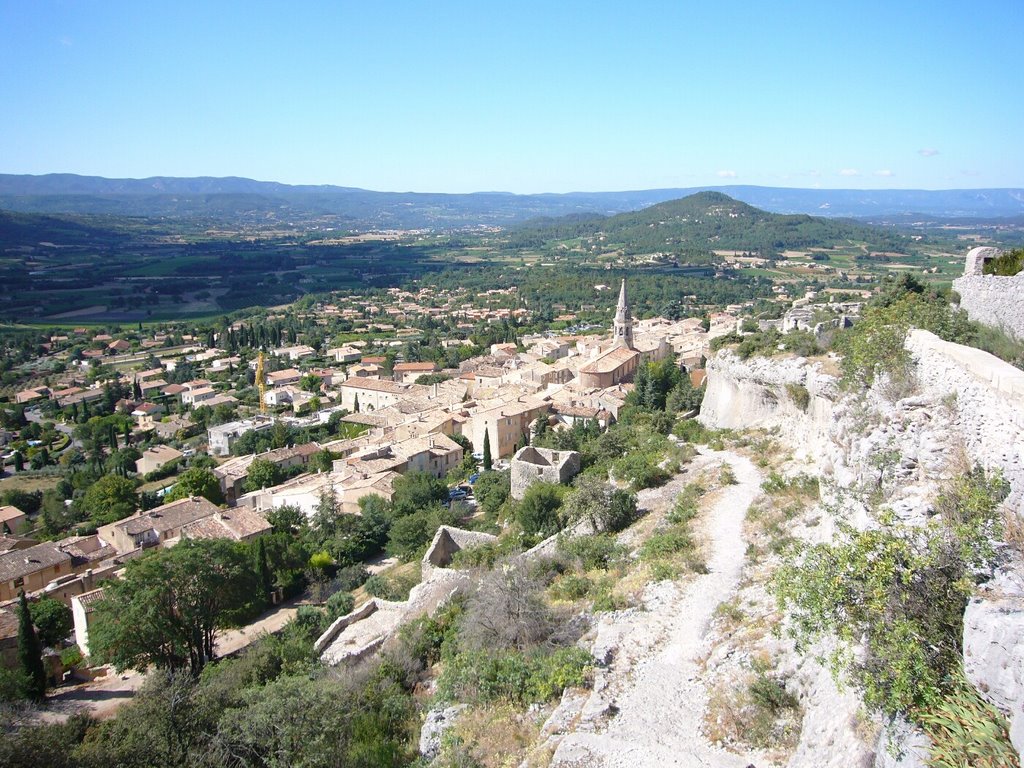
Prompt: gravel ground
<box><xmin>551</xmin><ymin>449</ymin><xmax>763</xmax><ymax>768</ymax></box>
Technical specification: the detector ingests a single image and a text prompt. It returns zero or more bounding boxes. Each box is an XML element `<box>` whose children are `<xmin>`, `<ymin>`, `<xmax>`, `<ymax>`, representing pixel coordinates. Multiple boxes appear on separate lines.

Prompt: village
<box><xmin>0</xmin><ymin>285</ymin><xmax>654</xmax><ymax>653</ymax></box>
<box><xmin>0</xmin><ymin>273</ymin><xmax>862</xmax><ymax>703</ymax></box>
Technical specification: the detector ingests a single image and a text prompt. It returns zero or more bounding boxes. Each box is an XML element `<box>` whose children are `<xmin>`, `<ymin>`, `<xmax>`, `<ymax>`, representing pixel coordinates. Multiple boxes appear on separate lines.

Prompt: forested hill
<box><xmin>0</xmin><ymin>210</ymin><xmax>136</xmax><ymax>248</ymax></box>
<box><xmin>508</xmin><ymin>191</ymin><xmax>910</xmax><ymax>255</ymax></box>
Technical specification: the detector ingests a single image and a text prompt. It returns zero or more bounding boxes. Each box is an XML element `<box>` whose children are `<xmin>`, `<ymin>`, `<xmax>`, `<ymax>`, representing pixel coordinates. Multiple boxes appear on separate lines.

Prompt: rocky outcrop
<box><xmin>963</xmin><ymin>566</ymin><xmax>1024</xmax><ymax>755</ymax></box>
<box><xmin>702</xmin><ymin>331</ymin><xmax>1024</xmax><ymax>512</ymax></box>
<box><xmin>420</xmin><ymin>704</ymin><xmax>467</xmax><ymax>762</ymax></box>
<box><xmin>699</xmin><ymin>351</ymin><xmax>839</xmax><ymax>462</ymax></box>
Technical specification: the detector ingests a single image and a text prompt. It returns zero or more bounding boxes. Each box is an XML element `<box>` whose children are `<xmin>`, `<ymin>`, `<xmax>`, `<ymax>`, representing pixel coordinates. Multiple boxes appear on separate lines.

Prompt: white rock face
<box><xmin>699</xmin><ymin>351</ymin><xmax>838</xmax><ymax>463</ymax></box>
<box><xmin>419</xmin><ymin>704</ymin><xmax>467</xmax><ymax>761</ymax></box>
<box><xmin>963</xmin><ymin>566</ymin><xmax>1024</xmax><ymax>755</ymax></box>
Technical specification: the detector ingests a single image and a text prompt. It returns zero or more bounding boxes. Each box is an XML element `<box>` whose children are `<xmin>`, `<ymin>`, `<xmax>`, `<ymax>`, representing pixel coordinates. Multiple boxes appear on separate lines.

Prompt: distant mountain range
<box><xmin>1</xmin><ymin>173</ymin><xmax>1022</xmax><ymax>228</ymax></box>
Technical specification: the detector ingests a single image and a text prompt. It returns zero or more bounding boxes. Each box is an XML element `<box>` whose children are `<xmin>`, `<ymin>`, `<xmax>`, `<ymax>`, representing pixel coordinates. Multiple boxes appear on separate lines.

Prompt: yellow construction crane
<box><xmin>255</xmin><ymin>352</ymin><xmax>267</xmax><ymax>414</ymax></box>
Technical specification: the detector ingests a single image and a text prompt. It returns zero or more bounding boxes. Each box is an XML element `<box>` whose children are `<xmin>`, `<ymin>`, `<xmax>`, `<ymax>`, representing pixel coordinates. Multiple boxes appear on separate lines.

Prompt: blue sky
<box><xmin>2</xmin><ymin>1</ymin><xmax>1022</xmax><ymax>193</ymax></box>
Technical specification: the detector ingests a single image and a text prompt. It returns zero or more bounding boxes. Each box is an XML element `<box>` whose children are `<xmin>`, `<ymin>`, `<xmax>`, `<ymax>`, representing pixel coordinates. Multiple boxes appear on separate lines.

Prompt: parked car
<box><xmin>448</xmin><ymin>488</ymin><xmax>468</xmax><ymax>501</ymax></box>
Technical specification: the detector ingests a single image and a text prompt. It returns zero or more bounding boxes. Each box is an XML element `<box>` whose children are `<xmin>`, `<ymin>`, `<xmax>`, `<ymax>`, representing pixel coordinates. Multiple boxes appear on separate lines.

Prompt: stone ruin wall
<box><xmin>953</xmin><ymin>246</ymin><xmax>1024</xmax><ymax>341</ymax></box>
<box><xmin>510</xmin><ymin>446</ymin><xmax>581</xmax><ymax>500</ymax></box>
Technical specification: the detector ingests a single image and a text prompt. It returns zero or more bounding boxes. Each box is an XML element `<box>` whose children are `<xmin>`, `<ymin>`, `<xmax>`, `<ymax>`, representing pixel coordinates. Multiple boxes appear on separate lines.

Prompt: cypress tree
<box><xmin>254</xmin><ymin>537</ymin><xmax>273</xmax><ymax>602</ymax></box>
<box><xmin>13</xmin><ymin>451</ymin><xmax>23</xmax><ymax>472</ymax></box>
<box><xmin>353</xmin><ymin>394</ymin><xmax>359</xmax><ymax>413</ymax></box>
<box><xmin>483</xmin><ymin>430</ymin><xmax>493</xmax><ymax>471</ymax></box>
<box><xmin>17</xmin><ymin>592</ymin><xmax>46</xmax><ymax>701</ymax></box>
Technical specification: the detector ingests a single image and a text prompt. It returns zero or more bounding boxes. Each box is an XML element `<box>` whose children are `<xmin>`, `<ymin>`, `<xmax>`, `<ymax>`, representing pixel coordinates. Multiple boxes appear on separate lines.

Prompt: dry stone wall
<box><xmin>953</xmin><ymin>245</ymin><xmax>1024</xmax><ymax>340</ymax></box>
<box><xmin>953</xmin><ymin>274</ymin><xmax>1024</xmax><ymax>340</ymax></box>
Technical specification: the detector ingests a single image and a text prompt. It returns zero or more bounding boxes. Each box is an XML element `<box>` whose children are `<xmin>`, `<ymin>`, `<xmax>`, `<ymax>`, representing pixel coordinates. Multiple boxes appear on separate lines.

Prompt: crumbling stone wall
<box><xmin>953</xmin><ymin>246</ymin><xmax>1024</xmax><ymax>340</ymax></box>
<box><xmin>510</xmin><ymin>446</ymin><xmax>581</xmax><ymax>499</ymax></box>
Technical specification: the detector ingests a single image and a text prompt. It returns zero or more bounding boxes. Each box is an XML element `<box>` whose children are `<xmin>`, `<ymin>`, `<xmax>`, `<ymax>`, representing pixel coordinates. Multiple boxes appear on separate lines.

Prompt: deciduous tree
<box><xmin>90</xmin><ymin>539</ymin><xmax>259</xmax><ymax>674</ymax></box>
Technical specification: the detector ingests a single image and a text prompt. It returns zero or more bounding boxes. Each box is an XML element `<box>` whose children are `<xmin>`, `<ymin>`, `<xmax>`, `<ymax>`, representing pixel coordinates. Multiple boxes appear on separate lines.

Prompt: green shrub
<box><xmin>529</xmin><ymin>647</ymin><xmax>594</xmax><ymax>700</ymax></box>
<box><xmin>60</xmin><ymin>645</ymin><xmax>84</xmax><ymax>669</ymax></box>
<box><xmin>672</xmin><ymin>418</ymin><xmax>715</xmax><ymax>444</ymax></box>
<box><xmin>450</xmin><ymin>542</ymin><xmax>501</xmax><ymax>569</ymax></box>
<box><xmin>437</xmin><ymin>647</ymin><xmax>593</xmax><ymax>705</ymax></box>
<box><xmin>982</xmin><ymin>248</ymin><xmax>1023</xmax><ymax>277</ymax></box>
<box><xmin>325</xmin><ymin>591</ymin><xmax>355</xmax><ymax>620</ymax></box>
<box><xmin>591</xmin><ymin>582</ymin><xmax>628</xmax><ymax>612</ymax></box>
<box><xmin>557</xmin><ymin>534</ymin><xmax>624</xmax><ymax>571</ymax></box>
<box><xmin>612</xmin><ymin>452</ymin><xmax>669</xmax><ymax>490</ymax></box>
<box><xmin>749</xmin><ymin>672</ymin><xmax>799</xmax><ymax>714</ymax></box>
<box><xmin>719</xmin><ymin>465</ymin><xmax>738</xmax><ymax>485</ymax></box>
<box><xmin>641</xmin><ymin>527</ymin><xmax>695</xmax><ymax>559</ymax></box>
<box><xmin>333</xmin><ymin>564</ymin><xmax>369</xmax><ymax>591</ymax></box>
<box><xmin>667</xmin><ymin>482</ymin><xmax>705</xmax><ymax>524</ymax></box>
<box><xmin>548</xmin><ymin>573</ymin><xmax>593</xmax><ymax>601</ymax></box>
<box><xmin>785</xmin><ymin>382</ymin><xmax>810</xmax><ymax>412</ymax></box>
<box><xmin>774</xmin><ymin>469</ymin><xmax>1006</xmax><ymax>717</ymax></box>
<box><xmin>761</xmin><ymin>472</ymin><xmax>819</xmax><ymax>498</ymax></box>
<box><xmin>396</xmin><ymin>599</ymin><xmax>464</xmax><ymax>667</ymax></box>
<box><xmin>514</xmin><ymin>481</ymin><xmax>566</xmax><ymax>538</ymax></box>
<box><xmin>292</xmin><ymin>606</ymin><xmax>328</xmax><ymax>637</ymax></box>
<box><xmin>364</xmin><ymin>570</ymin><xmax>420</xmax><ymax>602</ymax></box>
<box><xmin>649</xmin><ymin>561</ymin><xmax>680</xmax><ymax>581</ymax></box>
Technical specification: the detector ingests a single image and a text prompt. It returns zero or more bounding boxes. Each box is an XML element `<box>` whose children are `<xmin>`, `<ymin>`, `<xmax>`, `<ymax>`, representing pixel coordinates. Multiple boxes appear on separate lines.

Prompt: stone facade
<box><xmin>953</xmin><ymin>246</ymin><xmax>1024</xmax><ymax>340</ymax></box>
<box><xmin>510</xmin><ymin>446</ymin><xmax>581</xmax><ymax>500</ymax></box>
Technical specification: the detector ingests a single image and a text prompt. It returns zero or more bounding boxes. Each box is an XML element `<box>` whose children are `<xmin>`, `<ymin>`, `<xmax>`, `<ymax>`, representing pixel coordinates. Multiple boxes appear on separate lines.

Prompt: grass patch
<box><xmin>705</xmin><ymin>664</ymin><xmax>801</xmax><ymax>754</ymax></box>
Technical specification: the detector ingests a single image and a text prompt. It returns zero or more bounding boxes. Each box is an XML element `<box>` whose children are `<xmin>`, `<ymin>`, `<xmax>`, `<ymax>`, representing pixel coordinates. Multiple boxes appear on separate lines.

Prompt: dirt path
<box><xmin>551</xmin><ymin>449</ymin><xmax>762</xmax><ymax>768</ymax></box>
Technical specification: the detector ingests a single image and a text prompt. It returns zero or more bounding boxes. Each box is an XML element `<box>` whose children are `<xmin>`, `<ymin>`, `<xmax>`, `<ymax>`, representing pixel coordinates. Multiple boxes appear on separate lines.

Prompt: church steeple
<box><xmin>613</xmin><ymin>278</ymin><xmax>634</xmax><ymax>350</ymax></box>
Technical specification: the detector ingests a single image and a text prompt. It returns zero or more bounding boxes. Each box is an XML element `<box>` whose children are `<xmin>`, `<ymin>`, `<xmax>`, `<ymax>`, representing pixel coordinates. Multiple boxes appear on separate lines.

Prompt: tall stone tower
<box><xmin>613</xmin><ymin>278</ymin><xmax>634</xmax><ymax>350</ymax></box>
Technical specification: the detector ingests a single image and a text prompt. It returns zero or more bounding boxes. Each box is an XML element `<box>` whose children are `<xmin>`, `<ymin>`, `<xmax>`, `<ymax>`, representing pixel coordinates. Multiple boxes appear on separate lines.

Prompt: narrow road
<box><xmin>552</xmin><ymin>449</ymin><xmax>762</xmax><ymax>768</ymax></box>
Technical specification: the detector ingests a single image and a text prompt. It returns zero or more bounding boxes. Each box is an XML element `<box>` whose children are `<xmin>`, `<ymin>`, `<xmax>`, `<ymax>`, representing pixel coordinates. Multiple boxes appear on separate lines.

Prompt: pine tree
<box><xmin>483</xmin><ymin>430</ymin><xmax>493</xmax><ymax>471</ymax></box>
<box><xmin>17</xmin><ymin>592</ymin><xmax>46</xmax><ymax>701</ymax></box>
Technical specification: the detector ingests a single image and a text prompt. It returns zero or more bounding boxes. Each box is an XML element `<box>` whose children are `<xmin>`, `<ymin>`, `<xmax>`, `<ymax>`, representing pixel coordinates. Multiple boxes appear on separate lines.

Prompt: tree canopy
<box><xmin>165</xmin><ymin>467</ymin><xmax>224</xmax><ymax>505</ymax></box>
<box><xmin>90</xmin><ymin>539</ymin><xmax>260</xmax><ymax>674</ymax></box>
<box><xmin>81</xmin><ymin>473</ymin><xmax>138</xmax><ymax>526</ymax></box>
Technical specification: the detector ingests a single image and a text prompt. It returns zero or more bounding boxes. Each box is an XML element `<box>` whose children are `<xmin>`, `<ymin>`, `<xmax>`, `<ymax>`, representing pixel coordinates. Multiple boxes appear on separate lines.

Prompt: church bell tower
<box><xmin>613</xmin><ymin>278</ymin><xmax>634</xmax><ymax>350</ymax></box>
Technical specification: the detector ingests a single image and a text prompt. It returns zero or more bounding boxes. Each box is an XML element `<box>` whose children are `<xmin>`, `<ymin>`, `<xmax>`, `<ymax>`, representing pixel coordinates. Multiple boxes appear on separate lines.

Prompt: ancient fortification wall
<box><xmin>906</xmin><ymin>329</ymin><xmax>1024</xmax><ymax>508</ymax></box>
<box><xmin>953</xmin><ymin>246</ymin><xmax>1024</xmax><ymax>340</ymax></box>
